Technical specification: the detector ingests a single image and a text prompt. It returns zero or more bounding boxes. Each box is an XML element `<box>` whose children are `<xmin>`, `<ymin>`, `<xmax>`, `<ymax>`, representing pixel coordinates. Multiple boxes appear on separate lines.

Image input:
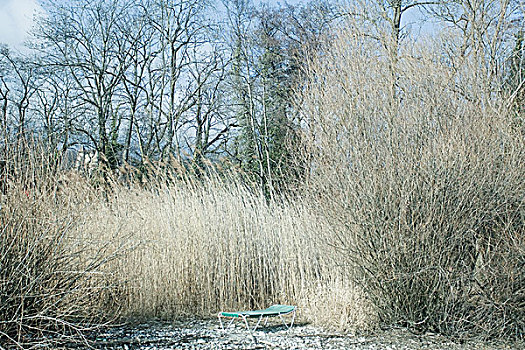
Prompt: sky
<box><xmin>0</xmin><ymin>0</ymin><xmax>433</xmax><ymax>49</ymax></box>
<box><xmin>0</xmin><ymin>0</ymin><xmax>42</xmax><ymax>47</ymax></box>
<box><xmin>0</xmin><ymin>0</ymin><xmax>309</xmax><ymax>48</ymax></box>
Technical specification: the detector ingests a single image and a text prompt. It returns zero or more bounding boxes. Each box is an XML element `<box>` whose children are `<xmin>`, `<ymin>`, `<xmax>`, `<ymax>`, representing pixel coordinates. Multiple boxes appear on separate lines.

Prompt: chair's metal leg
<box><xmin>241</xmin><ymin>315</ymin><xmax>258</xmax><ymax>343</ymax></box>
<box><xmin>252</xmin><ymin>315</ymin><xmax>264</xmax><ymax>331</ymax></box>
<box><xmin>278</xmin><ymin>314</ymin><xmax>286</xmax><ymax>328</ymax></box>
<box><xmin>218</xmin><ymin>314</ymin><xmax>224</xmax><ymax>330</ymax></box>
<box><xmin>290</xmin><ymin>310</ymin><xmax>296</xmax><ymax>329</ymax></box>
<box><xmin>278</xmin><ymin>311</ymin><xmax>296</xmax><ymax>331</ymax></box>
<box><xmin>218</xmin><ymin>314</ymin><xmax>236</xmax><ymax>331</ymax></box>
<box><xmin>242</xmin><ymin>315</ymin><xmax>250</xmax><ymax>332</ymax></box>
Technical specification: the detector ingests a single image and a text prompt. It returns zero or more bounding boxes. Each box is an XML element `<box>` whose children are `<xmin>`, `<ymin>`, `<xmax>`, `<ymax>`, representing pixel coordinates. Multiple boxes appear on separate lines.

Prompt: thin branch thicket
<box><xmin>0</xmin><ymin>142</ymin><xmax>120</xmax><ymax>348</ymax></box>
<box><xmin>298</xmin><ymin>24</ymin><xmax>524</xmax><ymax>338</ymax></box>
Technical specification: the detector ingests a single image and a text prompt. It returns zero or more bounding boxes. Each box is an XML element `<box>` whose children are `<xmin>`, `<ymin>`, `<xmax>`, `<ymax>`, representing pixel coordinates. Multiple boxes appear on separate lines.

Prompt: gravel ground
<box><xmin>81</xmin><ymin>319</ymin><xmax>523</xmax><ymax>350</ymax></box>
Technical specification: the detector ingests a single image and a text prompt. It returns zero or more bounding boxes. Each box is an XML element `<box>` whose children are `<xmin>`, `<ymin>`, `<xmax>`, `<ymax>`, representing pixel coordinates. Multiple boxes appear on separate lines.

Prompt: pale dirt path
<box><xmin>85</xmin><ymin>319</ymin><xmax>523</xmax><ymax>350</ymax></box>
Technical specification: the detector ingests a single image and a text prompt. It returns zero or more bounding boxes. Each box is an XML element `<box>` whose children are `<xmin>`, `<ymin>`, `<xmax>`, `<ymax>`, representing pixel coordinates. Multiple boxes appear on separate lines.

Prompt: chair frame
<box><xmin>217</xmin><ymin>305</ymin><xmax>296</xmax><ymax>334</ymax></box>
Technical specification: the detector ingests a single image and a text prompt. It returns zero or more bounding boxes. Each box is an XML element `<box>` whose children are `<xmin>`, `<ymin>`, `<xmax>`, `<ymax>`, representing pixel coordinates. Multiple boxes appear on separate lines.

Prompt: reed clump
<box><xmin>74</xmin><ymin>172</ymin><xmax>372</xmax><ymax>328</ymax></box>
<box><xmin>1</xmin><ymin>143</ymin><xmax>373</xmax><ymax>348</ymax></box>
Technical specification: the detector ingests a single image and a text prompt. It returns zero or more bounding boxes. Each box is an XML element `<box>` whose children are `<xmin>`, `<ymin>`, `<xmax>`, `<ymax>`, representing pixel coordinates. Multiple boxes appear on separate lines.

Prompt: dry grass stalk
<box><xmin>1</xmin><ymin>139</ymin><xmax>373</xmax><ymax>348</ymax></box>
<box><xmin>75</xmin><ymin>173</ymin><xmax>370</xmax><ymax>328</ymax></box>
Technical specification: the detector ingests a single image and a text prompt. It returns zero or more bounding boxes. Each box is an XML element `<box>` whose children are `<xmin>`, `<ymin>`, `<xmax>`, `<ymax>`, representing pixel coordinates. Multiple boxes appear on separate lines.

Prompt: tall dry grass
<box><xmin>298</xmin><ymin>23</ymin><xmax>524</xmax><ymax>338</ymax></box>
<box><xmin>72</xmin><ymin>172</ymin><xmax>375</xmax><ymax>330</ymax></box>
<box><xmin>1</xmin><ymin>140</ymin><xmax>376</xmax><ymax>348</ymax></box>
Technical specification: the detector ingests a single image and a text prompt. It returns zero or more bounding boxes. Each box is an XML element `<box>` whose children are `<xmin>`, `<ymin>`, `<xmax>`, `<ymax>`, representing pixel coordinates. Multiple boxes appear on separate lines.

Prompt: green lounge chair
<box><xmin>218</xmin><ymin>304</ymin><xmax>296</xmax><ymax>333</ymax></box>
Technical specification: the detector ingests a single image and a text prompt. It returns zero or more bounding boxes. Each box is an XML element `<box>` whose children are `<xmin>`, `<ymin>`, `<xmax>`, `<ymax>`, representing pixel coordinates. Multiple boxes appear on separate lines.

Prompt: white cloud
<box><xmin>0</xmin><ymin>0</ymin><xmax>42</xmax><ymax>47</ymax></box>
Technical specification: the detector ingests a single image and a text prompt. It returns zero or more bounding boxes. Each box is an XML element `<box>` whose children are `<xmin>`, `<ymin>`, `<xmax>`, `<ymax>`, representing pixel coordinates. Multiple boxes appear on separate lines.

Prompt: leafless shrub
<box><xmin>298</xmin><ymin>25</ymin><xmax>525</xmax><ymax>338</ymax></box>
<box><xmin>0</xmin><ymin>142</ymin><xmax>120</xmax><ymax>348</ymax></box>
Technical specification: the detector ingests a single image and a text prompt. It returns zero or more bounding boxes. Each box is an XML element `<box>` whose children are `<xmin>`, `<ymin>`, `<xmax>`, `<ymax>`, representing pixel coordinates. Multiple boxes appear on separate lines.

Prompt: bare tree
<box><xmin>181</xmin><ymin>43</ymin><xmax>235</xmax><ymax>170</ymax></box>
<box><xmin>222</xmin><ymin>0</ymin><xmax>269</xmax><ymax>194</ymax></box>
<box><xmin>221</xmin><ymin>0</ymin><xmax>341</xmax><ymax>196</ymax></box>
<box><xmin>37</xmin><ymin>0</ymin><xmax>136</xmax><ymax>169</ymax></box>
<box><xmin>119</xmin><ymin>4</ymin><xmax>157</xmax><ymax>164</ymax></box>
<box><xmin>0</xmin><ymin>48</ymin><xmax>10</xmax><ymax>148</ymax></box>
<box><xmin>422</xmin><ymin>0</ymin><xmax>522</xmax><ymax>112</ymax></box>
<box><xmin>0</xmin><ymin>49</ymin><xmax>39</xmax><ymax>142</ymax></box>
<box><xmin>143</xmin><ymin>0</ymin><xmax>211</xmax><ymax>161</ymax></box>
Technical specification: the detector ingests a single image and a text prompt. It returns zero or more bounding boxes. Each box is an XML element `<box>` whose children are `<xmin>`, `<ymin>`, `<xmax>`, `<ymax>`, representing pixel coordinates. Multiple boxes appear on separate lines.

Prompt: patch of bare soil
<box><xmin>69</xmin><ymin>320</ymin><xmax>523</xmax><ymax>350</ymax></box>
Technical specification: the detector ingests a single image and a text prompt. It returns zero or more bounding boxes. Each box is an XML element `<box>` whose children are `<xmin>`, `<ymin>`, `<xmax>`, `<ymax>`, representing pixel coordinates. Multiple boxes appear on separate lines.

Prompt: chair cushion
<box><xmin>219</xmin><ymin>304</ymin><xmax>296</xmax><ymax>318</ymax></box>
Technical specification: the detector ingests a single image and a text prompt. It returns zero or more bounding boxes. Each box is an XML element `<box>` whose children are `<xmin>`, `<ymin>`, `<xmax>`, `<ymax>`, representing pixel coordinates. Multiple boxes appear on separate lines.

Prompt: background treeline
<box><xmin>0</xmin><ymin>0</ymin><xmax>524</xmax><ymax>348</ymax></box>
<box><xmin>0</xmin><ymin>0</ymin><xmax>339</xmax><ymax>196</ymax></box>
